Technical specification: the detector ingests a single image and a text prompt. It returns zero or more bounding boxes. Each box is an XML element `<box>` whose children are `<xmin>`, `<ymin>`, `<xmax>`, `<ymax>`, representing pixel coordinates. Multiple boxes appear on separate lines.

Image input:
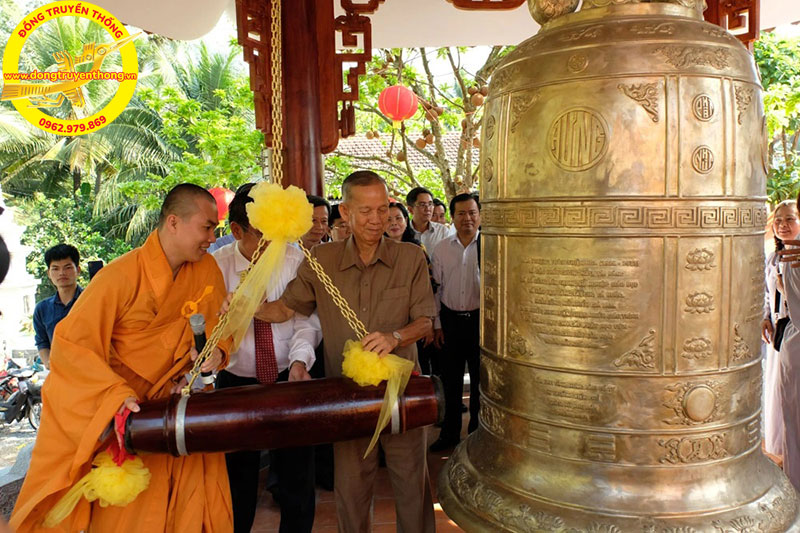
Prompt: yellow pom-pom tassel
<box><xmin>246</xmin><ymin>182</ymin><xmax>313</xmax><ymax>242</ymax></box>
<box><xmin>342</xmin><ymin>340</ymin><xmax>414</xmax><ymax>458</ymax></box>
<box><xmin>43</xmin><ymin>451</ymin><xmax>151</xmax><ymax>527</ymax></box>
<box><xmin>221</xmin><ymin>184</ymin><xmax>314</xmax><ymax>350</ymax></box>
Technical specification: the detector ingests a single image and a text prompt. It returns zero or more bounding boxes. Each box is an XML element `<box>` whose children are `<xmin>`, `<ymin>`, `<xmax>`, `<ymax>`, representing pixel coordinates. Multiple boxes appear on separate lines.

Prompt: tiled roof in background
<box><xmin>326</xmin><ymin>131</ymin><xmax>480</xmax><ymax>177</ymax></box>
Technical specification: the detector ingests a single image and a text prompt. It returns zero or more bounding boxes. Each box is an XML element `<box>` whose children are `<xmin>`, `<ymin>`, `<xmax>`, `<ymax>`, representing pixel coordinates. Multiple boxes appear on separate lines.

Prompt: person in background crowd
<box><xmin>429</xmin><ymin>193</ymin><xmax>481</xmax><ymax>452</ymax></box>
<box><xmin>763</xmin><ymin>200</ymin><xmax>800</xmax><ymax>464</ymax></box>
<box><xmin>302</xmin><ymin>195</ymin><xmax>331</xmax><ymax>250</ymax></box>
<box><xmin>406</xmin><ymin>187</ymin><xmax>453</xmax><ymax>253</ymax></box>
<box><xmin>32</xmin><ymin>244</ymin><xmax>82</xmax><ymax>369</ymax></box>
<box><xmin>329</xmin><ymin>204</ymin><xmax>351</xmax><ymax>242</ymax></box>
<box><xmin>386</xmin><ymin>201</ymin><xmax>439</xmax><ymax>375</ymax></box>
<box><xmin>432</xmin><ymin>198</ymin><xmax>448</xmax><ymax>225</ymax></box>
<box><xmin>213</xmin><ymin>184</ymin><xmax>322</xmax><ymax>533</ymax></box>
<box><xmin>257</xmin><ymin>171</ymin><xmax>437</xmax><ymax>533</ymax></box>
<box><xmin>386</xmin><ymin>202</ymin><xmax>421</xmax><ymax>245</ymax></box>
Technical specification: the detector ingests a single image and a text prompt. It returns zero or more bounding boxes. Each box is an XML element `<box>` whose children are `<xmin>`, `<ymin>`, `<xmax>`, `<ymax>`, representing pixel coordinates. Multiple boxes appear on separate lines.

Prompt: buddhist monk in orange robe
<box><xmin>11</xmin><ymin>184</ymin><xmax>233</xmax><ymax>532</ymax></box>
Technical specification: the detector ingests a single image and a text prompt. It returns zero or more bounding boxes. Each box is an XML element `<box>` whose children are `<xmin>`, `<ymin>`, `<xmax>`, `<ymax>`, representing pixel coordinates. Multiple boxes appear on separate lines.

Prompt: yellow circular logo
<box><xmin>1</xmin><ymin>1</ymin><xmax>138</xmax><ymax>136</ymax></box>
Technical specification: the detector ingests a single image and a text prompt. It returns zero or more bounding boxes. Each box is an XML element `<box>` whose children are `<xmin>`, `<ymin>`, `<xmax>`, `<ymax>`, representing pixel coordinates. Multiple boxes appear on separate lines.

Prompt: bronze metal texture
<box><xmin>438</xmin><ymin>2</ymin><xmax>800</xmax><ymax>531</ymax></box>
<box><xmin>125</xmin><ymin>375</ymin><xmax>443</xmax><ymax>456</ymax></box>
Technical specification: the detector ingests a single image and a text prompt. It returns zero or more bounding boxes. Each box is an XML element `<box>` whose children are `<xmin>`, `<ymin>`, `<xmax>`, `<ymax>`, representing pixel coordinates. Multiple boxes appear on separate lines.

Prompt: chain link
<box><xmin>265</xmin><ymin>0</ymin><xmax>364</xmax><ymax>339</ymax></box>
<box><xmin>298</xmin><ymin>242</ymin><xmax>368</xmax><ymax>339</ymax></box>
<box><xmin>268</xmin><ymin>0</ymin><xmax>284</xmax><ymax>186</ymax></box>
<box><xmin>183</xmin><ymin>0</ymin><xmax>367</xmax><ymax>394</ymax></box>
<box><xmin>183</xmin><ymin>0</ymin><xmax>285</xmax><ymax>394</ymax></box>
<box><xmin>182</xmin><ymin>237</ymin><xmax>270</xmax><ymax>395</ymax></box>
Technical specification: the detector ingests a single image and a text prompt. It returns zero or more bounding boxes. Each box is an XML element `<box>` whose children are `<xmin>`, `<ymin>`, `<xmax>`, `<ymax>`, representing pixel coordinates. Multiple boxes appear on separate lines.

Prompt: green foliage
<box><xmin>336</xmin><ymin>47</ymin><xmax>506</xmax><ymax>201</ymax></box>
<box><xmin>120</xmin><ymin>82</ymin><xmax>263</xmax><ymax>213</ymax></box>
<box><xmin>13</xmin><ymin>193</ymin><xmax>132</xmax><ymax>300</ymax></box>
<box><xmin>1</xmin><ymin>27</ymin><xmax>262</xmax><ymax>286</ymax></box>
<box><xmin>755</xmin><ymin>32</ymin><xmax>800</xmax><ymax>205</ymax></box>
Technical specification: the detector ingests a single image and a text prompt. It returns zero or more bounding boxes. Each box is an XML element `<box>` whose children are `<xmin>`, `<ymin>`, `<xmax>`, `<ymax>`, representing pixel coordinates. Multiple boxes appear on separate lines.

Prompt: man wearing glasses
<box><xmin>406</xmin><ymin>187</ymin><xmax>453</xmax><ymax>254</ymax></box>
<box><xmin>32</xmin><ymin>243</ymin><xmax>83</xmax><ymax>369</ymax></box>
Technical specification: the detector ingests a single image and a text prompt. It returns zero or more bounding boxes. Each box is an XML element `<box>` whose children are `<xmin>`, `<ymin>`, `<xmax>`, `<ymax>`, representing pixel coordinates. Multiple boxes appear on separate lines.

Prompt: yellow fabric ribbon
<box><xmin>218</xmin><ymin>183</ymin><xmax>312</xmax><ymax>351</ymax></box>
<box><xmin>341</xmin><ymin>340</ymin><xmax>414</xmax><ymax>458</ymax></box>
<box><xmin>43</xmin><ymin>451</ymin><xmax>151</xmax><ymax>528</ymax></box>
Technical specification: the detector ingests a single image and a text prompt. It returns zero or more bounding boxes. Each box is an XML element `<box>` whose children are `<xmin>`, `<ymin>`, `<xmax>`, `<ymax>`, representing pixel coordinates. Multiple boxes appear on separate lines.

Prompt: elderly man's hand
<box><xmin>362</xmin><ymin>331</ymin><xmax>399</xmax><ymax>356</ymax></box>
<box><xmin>254</xmin><ymin>300</ymin><xmax>296</xmax><ymax>323</ymax></box>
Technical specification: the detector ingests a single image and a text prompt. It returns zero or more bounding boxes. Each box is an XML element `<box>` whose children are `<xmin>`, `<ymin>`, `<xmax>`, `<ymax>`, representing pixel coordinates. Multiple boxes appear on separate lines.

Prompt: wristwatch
<box><xmin>392</xmin><ymin>330</ymin><xmax>403</xmax><ymax>344</ymax></box>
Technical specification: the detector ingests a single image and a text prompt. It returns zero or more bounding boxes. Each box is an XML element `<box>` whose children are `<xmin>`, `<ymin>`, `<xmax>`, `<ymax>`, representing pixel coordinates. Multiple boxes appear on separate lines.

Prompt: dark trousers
<box><xmin>439</xmin><ymin>305</ymin><xmax>480</xmax><ymax>442</ymax></box>
<box><xmin>217</xmin><ymin>369</ymin><xmax>316</xmax><ymax>533</ymax></box>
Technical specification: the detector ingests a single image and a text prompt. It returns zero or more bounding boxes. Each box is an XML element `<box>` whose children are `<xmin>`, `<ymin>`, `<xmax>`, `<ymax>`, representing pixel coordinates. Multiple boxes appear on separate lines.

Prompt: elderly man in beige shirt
<box><xmin>257</xmin><ymin>171</ymin><xmax>437</xmax><ymax>533</ymax></box>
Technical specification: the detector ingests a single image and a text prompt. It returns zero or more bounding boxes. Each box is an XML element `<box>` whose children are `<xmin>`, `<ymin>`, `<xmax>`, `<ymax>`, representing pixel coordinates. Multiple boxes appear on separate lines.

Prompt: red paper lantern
<box><xmin>378</xmin><ymin>85</ymin><xmax>419</xmax><ymax>128</ymax></box>
<box><xmin>209</xmin><ymin>187</ymin><xmax>235</xmax><ymax>220</ymax></box>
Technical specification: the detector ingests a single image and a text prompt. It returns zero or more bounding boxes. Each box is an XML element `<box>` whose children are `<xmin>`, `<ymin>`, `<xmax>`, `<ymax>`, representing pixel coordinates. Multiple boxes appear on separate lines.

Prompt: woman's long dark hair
<box><xmin>388</xmin><ymin>202</ymin><xmax>421</xmax><ymax>246</ymax></box>
<box><xmin>773</xmin><ymin>199</ymin><xmax>798</xmax><ymax>252</ymax></box>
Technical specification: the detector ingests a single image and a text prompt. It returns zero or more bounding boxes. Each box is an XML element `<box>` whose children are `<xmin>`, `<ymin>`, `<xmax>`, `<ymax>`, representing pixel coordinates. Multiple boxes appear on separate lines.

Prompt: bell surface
<box><xmin>438</xmin><ymin>0</ymin><xmax>800</xmax><ymax>531</ymax></box>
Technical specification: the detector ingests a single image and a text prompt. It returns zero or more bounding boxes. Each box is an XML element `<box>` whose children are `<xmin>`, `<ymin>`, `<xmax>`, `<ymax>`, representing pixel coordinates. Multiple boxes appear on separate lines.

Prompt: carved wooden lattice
<box><xmin>235</xmin><ymin>0</ymin><xmax>275</xmax><ymax>143</ymax></box>
<box><xmin>704</xmin><ymin>0</ymin><xmax>760</xmax><ymax>49</ymax></box>
<box><xmin>235</xmin><ymin>0</ymin><xmax>385</xmax><ymax>149</ymax></box>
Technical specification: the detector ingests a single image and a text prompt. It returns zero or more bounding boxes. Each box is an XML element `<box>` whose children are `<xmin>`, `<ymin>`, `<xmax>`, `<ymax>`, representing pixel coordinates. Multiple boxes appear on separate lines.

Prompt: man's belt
<box><xmin>441</xmin><ymin>304</ymin><xmax>479</xmax><ymax>319</ymax></box>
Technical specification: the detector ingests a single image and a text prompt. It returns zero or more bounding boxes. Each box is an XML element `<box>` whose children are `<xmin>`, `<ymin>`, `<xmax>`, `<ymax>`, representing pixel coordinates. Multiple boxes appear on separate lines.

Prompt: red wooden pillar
<box><xmin>281</xmin><ymin>0</ymin><xmax>323</xmax><ymax>195</ymax></box>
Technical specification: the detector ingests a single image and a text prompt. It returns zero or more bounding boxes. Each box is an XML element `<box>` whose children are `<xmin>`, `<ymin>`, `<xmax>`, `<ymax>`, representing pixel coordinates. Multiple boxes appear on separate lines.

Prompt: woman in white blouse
<box><xmin>762</xmin><ymin>200</ymin><xmax>800</xmax><ymax>462</ymax></box>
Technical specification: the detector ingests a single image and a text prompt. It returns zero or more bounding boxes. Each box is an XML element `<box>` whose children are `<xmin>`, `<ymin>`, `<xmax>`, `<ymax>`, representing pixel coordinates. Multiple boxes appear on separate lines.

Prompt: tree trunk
<box><xmin>72</xmin><ymin>168</ymin><xmax>81</xmax><ymax>196</ymax></box>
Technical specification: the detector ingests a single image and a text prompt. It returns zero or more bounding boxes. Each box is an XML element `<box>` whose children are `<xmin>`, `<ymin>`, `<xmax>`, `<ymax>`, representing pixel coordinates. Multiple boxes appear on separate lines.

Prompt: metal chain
<box><xmin>183</xmin><ymin>0</ymin><xmax>284</xmax><ymax>394</ymax></box>
<box><xmin>183</xmin><ymin>0</ymin><xmax>368</xmax><ymax>394</ymax></box>
<box><xmin>182</xmin><ymin>237</ymin><xmax>270</xmax><ymax>395</ymax></box>
<box><xmin>265</xmin><ymin>0</ymin><xmax>365</xmax><ymax>340</ymax></box>
<box><xmin>268</xmin><ymin>0</ymin><xmax>284</xmax><ymax>186</ymax></box>
<box><xmin>298</xmin><ymin>242</ymin><xmax>368</xmax><ymax>339</ymax></box>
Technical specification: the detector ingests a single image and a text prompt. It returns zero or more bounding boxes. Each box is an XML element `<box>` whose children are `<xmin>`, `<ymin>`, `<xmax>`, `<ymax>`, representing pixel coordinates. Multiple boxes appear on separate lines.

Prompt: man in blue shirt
<box><xmin>32</xmin><ymin>244</ymin><xmax>82</xmax><ymax>369</ymax></box>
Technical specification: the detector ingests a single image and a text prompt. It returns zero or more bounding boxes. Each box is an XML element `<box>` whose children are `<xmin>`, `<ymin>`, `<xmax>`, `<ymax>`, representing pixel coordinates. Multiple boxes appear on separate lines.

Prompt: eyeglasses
<box><xmin>415</xmin><ymin>202</ymin><xmax>434</xmax><ymax>209</ymax></box>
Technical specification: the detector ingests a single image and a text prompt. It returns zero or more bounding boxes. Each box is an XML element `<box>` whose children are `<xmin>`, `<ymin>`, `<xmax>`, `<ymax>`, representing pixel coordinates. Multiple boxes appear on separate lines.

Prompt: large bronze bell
<box><xmin>438</xmin><ymin>0</ymin><xmax>800</xmax><ymax>530</ymax></box>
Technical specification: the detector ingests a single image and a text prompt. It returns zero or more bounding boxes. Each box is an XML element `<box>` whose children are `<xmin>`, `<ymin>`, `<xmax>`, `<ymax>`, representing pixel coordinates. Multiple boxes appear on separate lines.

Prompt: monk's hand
<box><xmin>288</xmin><ymin>361</ymin><xmax>311</xmax><ymax>382</ymax></box>
<box><xmin>171</xmin><ymin>376</ymin><xmax>188</xmax><ymax>394</ymax></box>
<box><xmin>361</xmin><ymin>331</ymin><xmax>399</xmax><ymax>357</ymax></box>
<box><xmin>218</xmin><ymin>292</ymin><xmax>233</xmax><ymax>316</ymax></box>
<box><xmin>190</xmin><ymin>346</ymin><xmax>223</xmax><ymax>373</ymax></box>
<box><xmin>119</xmin><ymin>396</ymin><xmax>140</xmax><ymax>414</ymax></box>
<box><xmin>779</xmin><ymin>241</ymin><xmax>800</xmax><ymax>267</ymax></box>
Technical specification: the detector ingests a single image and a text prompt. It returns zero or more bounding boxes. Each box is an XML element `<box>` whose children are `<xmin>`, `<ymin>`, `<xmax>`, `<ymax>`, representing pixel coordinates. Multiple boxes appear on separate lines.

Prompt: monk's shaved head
<box><xmin>158</xmin><ymin>184</ymin><xmax>217</xmax><ymax>228</ymax></box>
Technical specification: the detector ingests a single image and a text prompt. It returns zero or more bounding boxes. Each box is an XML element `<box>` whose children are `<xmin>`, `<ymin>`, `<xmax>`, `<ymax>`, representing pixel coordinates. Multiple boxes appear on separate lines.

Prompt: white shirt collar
<box><xmin>233</xmin><ymin>241</ymin><xmax>252</xmax><ymax>273</ymax></box>
<box><xmin>448</xmin><ymin>230</ymin><xmax>480</xmax><ymax>248</ymax></box>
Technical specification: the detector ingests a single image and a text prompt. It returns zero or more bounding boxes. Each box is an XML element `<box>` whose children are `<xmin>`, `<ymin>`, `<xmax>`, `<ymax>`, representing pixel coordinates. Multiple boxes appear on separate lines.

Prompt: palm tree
<box><xmin>1</xmin><ymin>18</ymin><xmax>256</xmax><ymax>246</ymax></box>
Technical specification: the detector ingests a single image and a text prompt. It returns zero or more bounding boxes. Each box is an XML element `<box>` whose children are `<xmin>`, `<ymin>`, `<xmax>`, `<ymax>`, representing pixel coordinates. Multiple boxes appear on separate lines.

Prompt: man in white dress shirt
<box><xmin>406</xmin><ymin>187</ymin><xmax>452</xmax><ymax>379</ymax></box>
<box><xmin>429</xmin><ymin>193</ymin><xmax>481</xmax><ymax>452</ymax></box>
<box><xmin>406</xmin><ymin>187</ymin><xmax>453</xmax><ymax>254</ymax></box>
<box><xmin>213</xmin><ymin>183</ymin><xmax>322</xmax><ymax>533</ymax></box>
